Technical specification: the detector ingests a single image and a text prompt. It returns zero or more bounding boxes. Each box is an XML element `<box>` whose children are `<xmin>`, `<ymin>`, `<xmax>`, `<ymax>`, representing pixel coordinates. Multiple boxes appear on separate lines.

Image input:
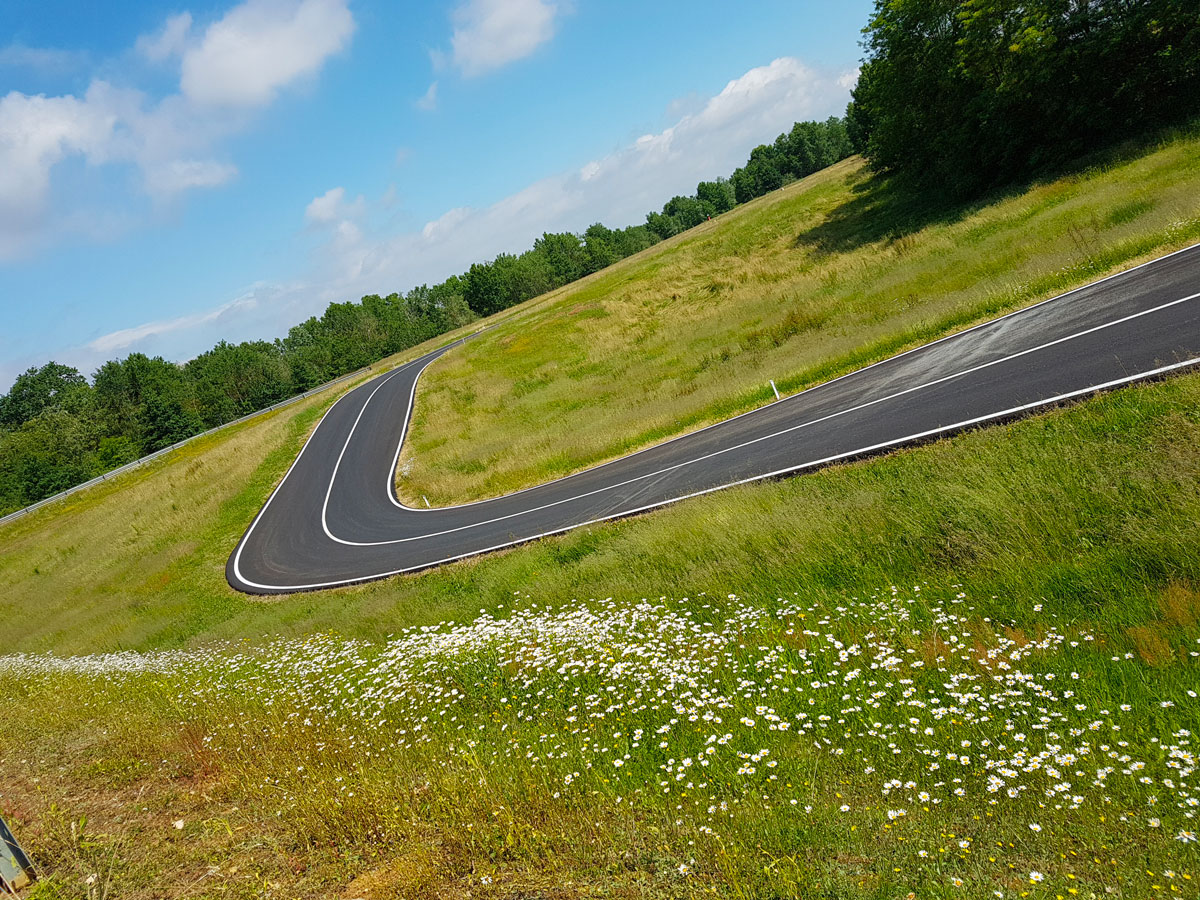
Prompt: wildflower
<box><xmin>1029</xmin><ymin>871</ymin><xmax>1044</xmax><ymax>883</ymax></box>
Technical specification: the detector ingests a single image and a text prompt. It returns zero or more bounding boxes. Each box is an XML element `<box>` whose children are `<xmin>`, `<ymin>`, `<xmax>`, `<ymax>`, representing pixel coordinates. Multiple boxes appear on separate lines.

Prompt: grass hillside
<box><xmin>396</xmin><ymin>131</ymin><xmax>1200</xmax><ymax>504</ymax></box>
<box><xmin>3</xmin><ymin>129</ymin><xmax>1200</xmax><ymax>899</ymax></box>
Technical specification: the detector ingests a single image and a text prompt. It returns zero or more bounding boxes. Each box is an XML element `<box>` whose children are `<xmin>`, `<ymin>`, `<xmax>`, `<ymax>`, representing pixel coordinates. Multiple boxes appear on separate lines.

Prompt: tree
<box><xmin>582</xmin><ymin>223</ymin><xmax>617</xmax><ymax>273</ymax></box>
<box><xmin>849</xmin><ymin>0</ymin><xmax>1200</xmax><ymax>196</ymax></box>
<box><xmin>0</xmin><ymin>362</ymin><xmax>90</xmax><ymax>428</ymax></box>
<box><xmin>696</xmin><ymin>179</ymin><xmax>736</xmax><ymax>214</ymax></box>
<box><xmin>533</xmin><ymin>232</ymin><xmax>588</xmax><ymax>286</ymax></box>
<box><xmin>185</xmin><ymin>340</ymin><xmax>293</xmax><ymax>427</ymax></box>
<box><xmin>663</xmin><ymin>195</ymin><xmax>714</xmax><ymax>230</ymax></box>
<box><xmin>0</xmin><ymin>409</ymin><xmax>97</xmax><ymax>509</ymax></box>
<box><xmin>93</xmin><ymin>353</ymin><xmax>202</xmax><ymax>454</ymax></box>
<box><xmin>464</xmin><ymin>260</ymin><xmax>507</xmax><ymax>317</ymax></box>
<box><xmin>645</xmin><ymin>210</ymin><xmax>680</xmax><ymax>241</ymax></box>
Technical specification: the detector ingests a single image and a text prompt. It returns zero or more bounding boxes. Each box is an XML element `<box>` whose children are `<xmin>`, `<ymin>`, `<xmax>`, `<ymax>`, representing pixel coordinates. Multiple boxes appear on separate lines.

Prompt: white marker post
<box><xmin>770</xmin><ymin>380</ymin><xmax>780</xmax><ymax>400</ymax></box>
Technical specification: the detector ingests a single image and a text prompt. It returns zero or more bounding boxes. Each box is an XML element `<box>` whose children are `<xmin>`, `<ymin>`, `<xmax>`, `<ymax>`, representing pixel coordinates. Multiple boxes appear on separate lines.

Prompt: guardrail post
<box><xmin>0</xmin><ymin>813</ymin><xmax>36</xmax><ymax>892</ymax></box>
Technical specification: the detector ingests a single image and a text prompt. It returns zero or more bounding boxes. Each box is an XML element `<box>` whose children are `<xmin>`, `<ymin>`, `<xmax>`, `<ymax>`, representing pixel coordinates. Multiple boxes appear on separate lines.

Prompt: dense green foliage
<box><xmin>847</xmin><ymin>0</ymin><xmax>1200</xmax><ymax>196</ymax></box>
<box><xmin>0</xmin><ymin>291</ymin><xmax>473</xmax><ymax>514</ymax></box>
<box><xmin>0</xmin><ymin>116</ymin><xmax>850</xmax><ymax>515</ymax></box>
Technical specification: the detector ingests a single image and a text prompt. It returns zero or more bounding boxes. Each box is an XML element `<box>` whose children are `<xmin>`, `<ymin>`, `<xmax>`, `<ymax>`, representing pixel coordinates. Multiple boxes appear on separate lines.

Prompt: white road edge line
<box><xmin>321</xmin><ymin>290</ymin><xmax>1200</xmax><ymax>547</ymax></box>
<box><xmin>385</xmin><ymin>241</ymin><xmax>1200</xmax><ymax>513</ymax></box>
<box><xmin>229</xmin><ymin>348</ymin><xmax>457</xmax><ymax>590</ymax></box>
<box><xmin>233</xmin><ymin>355</ymin><xmax>1200</xmax><ymax>592</ymax></box>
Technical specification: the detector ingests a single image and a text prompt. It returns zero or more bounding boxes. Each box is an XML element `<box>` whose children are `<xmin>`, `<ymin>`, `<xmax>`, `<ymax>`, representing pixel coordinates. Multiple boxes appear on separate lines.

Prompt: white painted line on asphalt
<box><xmin>321</xmin><ymin>289</ymin><xmax>1200</xmax><ymax>548</ymax></box>
<box><xmin>232</xmin><ymin>242</ymin><xmax>1200</xmax><ymax>591</ymax></box>
<box><xmin>231</xmin><ymin>354</ymin><xmax>1200</xmax><ymax>592</ymax></box>
<box><xmin>230</xmin><ymin>348</ymin><xmax>457</xmax><ymax>593</ymax></box>
<box><xmin>385</xmin><ymin>241</ymin><xmax>1200</xmax><ymax>514</ymax></box>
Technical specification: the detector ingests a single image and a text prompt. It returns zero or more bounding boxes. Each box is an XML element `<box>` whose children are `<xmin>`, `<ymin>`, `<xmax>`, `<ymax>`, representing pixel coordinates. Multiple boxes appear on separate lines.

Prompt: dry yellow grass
<box><xmin>396</xmin><ymin>137</ymin><xmax>1200</xmax><ymax>504</ymax></box>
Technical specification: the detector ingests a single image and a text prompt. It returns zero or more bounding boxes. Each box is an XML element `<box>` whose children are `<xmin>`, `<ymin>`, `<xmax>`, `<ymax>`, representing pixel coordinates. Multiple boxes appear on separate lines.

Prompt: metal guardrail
<box><xmin>0</xmin><ymin>367</ymin><xmax>370</xmax><ymax>529</ymax></box>
<box><xmin>0</xmin><ymin>813</ymin><xmax>35</xmax><ymax>893</ymax></box>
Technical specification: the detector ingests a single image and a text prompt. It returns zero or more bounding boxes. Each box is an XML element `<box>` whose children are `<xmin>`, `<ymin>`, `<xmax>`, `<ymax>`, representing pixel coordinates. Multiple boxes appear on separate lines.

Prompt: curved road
<box><xmin>228</xmin><ymin>244</ymin><xmax>1200</xmax><ymax>594</ymax></box>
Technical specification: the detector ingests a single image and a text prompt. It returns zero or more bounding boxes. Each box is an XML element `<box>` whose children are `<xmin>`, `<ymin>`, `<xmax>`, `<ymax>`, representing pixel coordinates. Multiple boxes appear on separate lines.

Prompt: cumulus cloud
<box><xmin>0</xmin><ymin>0</ymin><xmax>356</xmax><ymax>261</ymax></box>
<box><xmin>305</xmin><ymin>186</ymin><xmax>364</xmax><ymax>224</ymax></box>
<box><xmin>450</xmin><ymin>0</ymin><xmax>559</xmax><ymax>77</ymax></box>
<box><xmin>415</xmin><ymin>80</ymin><xmax>438</xmax><ymax>111</ymax></box>
<box><xmin>22</xmin><ymin>56</ymin><xmax>851</xmax><ymax>381</ymax></box>
<box><xmin>181</xmin><ymin>0</ymin><xmax>354</xmax><ymax>107</ymax></box>
<box><xmin>136</xmin><ymin>12</ymin><xmax>194</xmax><ymax>63</ymax></box>
<box><xmin>0</xmin><ymin>86</ymin><xmax>118</xmax><ymax>258</ymax></box>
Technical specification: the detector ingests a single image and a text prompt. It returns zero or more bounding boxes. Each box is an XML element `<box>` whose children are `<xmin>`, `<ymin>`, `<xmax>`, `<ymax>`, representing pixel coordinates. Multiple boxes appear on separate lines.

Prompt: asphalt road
<box><xmin>228</xmin><ymin>243</ymin><xmax>1200</xmax><ymax>594</ymax></box>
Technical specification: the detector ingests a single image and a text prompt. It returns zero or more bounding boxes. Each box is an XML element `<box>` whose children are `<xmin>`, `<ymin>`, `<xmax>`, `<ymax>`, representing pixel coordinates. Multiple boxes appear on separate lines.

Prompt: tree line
<box><xmin>0</xmin><ymin>116</ymin><xmax>853</xmax><ymax>515</ymax></box>
<box><xmin>847</xmin><ymin>0</ymin><xmax>1200</xmax><ymax>197</ymax></box>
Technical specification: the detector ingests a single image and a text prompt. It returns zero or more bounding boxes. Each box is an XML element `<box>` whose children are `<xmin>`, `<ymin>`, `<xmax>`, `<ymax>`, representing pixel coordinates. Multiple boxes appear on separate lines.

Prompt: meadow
<box><xmin>395</xmin><ymin>129</ymin><xmax>1200</xmax><ymax>505</ymax></box>
<box><xmin>3</xmin><ymin>577</ymin><xmax>1198</xmax><ymax>898</ymax></box>
<box><xmin>3</xmin><ymin>129</ymin><xmax>1200</xmax><ymax>897</ymax></box>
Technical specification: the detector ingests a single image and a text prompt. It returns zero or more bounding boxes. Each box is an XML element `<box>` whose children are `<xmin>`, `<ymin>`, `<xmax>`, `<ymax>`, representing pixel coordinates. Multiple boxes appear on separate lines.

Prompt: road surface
<box><xmin>228</xmin><ymin>243</ymin><xmax>1200</xmax><ymax>594</ymax></box>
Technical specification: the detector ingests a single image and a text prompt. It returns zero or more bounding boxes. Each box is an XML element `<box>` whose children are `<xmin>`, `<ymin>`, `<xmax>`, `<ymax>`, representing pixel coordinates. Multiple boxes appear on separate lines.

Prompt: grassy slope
<box><xmin>3</xmin><ymin>340</ymin><xmax>1200</xmax><ymax>657</ymax></box>
<box><xmin>396</xmin><ymin>133</ymin><xmax>1200</xmax><ymax>504</ymax></box>
<box><xmin>3</xmin><ymin>132</ymin><xmax>1200</xmax><ymax>900</ymax></box>
<box><xmin>0</xmin><ymin>130</ymin><xmax>1196</xmax><ymax>655</ymax></box>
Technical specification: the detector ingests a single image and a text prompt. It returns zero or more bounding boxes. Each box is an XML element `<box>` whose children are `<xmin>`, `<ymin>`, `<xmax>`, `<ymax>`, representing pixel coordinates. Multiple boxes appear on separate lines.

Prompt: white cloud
<box><xmin>87</xmin><ymin>293</ymin><xmax>260</xmax><ymax>354</ymax></box>
<box><xmin>136</xmin><ymin>12</ymin><xmax>194</xmax><ymax>63</ymax></box>
<box><xmin>145</xmin><ymin>158</ymin><xmax>238</xmax><ymax>194</ymax></box>
<box><xmin>0</xmin><ymin>43</ymin><xmax>86</xmax><ymax>73</ymax></box>
<box><xmin>181</xmin><ymin>0</ymin><xmax>354</xmax><ymax>107</ymax></box>
<box><xmin>305</xmin><ymin>186</ymin><xmax>364</xmax><ymax>224</ymax></box>
<box><xmin>0</xmin><ymin>86</ymin><xmax>118</xmax><ymax>258</ymax></box>
<box><xmin>450</xmin><ymin>0</ymin><xmax>558</xmax><ymax>77</ymax></box>
<box><xmin>16</xmin><ymin>56</ymin><xmax>852</xmax><ymax>380</ymax></box>
<box><xmin>0</xmin><ymin>0</ymin><xmax>357</xmax><ymax>261</ymax></box>
<box><xmin>415</xmin><ymin>80</ymin><xmax>438</xmax><ymax>111</ymax></box>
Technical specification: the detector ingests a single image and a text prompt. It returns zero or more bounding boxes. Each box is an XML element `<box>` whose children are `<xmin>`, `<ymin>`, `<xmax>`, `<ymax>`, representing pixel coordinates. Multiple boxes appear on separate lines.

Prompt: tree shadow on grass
<box><xmin>796</xmin><ymin>120</ymin><xmax>1200</xmax><ymax>257</ymax></box>
<box><xmin>793</xmin><ymin>167</ymin><xmax>986</xmax><ymax>256</ymax></box>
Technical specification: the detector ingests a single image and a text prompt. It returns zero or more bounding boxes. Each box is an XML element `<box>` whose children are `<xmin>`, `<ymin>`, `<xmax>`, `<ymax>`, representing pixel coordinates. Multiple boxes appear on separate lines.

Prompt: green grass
<box><xmin>396</xmin><ymin>130</ymin><xmax>1200</xmax><ymax>505</ymax></box>
<box><xmin>4</xmin><ymin>355</ymin><xmax>1200</xmax><ymax>661</ymax></box>
<box><xmin>3</xmin><ymin>129</ymin><xmax>1200</xmax><ymax>899</ymax></box>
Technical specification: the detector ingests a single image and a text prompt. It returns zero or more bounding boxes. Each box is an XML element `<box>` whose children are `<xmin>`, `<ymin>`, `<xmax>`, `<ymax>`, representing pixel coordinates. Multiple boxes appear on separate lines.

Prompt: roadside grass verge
<box><xmin>4</xmin><ymin>364</ymin><xmax>1200</xmax><ymax>656</ymax></box>
<box><xmin>3</xmin><ymin>576</ymin><xmax>1198</xmax><ymax>898</ymax></box>
<box><xmin>396</xmin><ymin>127</ymin><xmax>1200</xmax><ymax>505</ymax></box>
<box><xmin>4</xmin><ymin>370</ymin><xmax>1200</xmax><ymax>897</ymax></box>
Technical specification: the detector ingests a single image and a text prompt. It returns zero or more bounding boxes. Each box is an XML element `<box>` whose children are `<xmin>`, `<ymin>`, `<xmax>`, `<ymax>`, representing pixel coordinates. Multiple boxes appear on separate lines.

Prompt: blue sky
<box><xmin>0</xmin><ymin>0</ymin><xmax>870</xmax><ymax>390</ymax></box>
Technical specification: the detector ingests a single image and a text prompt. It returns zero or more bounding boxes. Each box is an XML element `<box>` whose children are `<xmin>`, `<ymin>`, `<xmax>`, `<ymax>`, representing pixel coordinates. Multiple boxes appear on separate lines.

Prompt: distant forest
<box><xmin>0</xmin><ymin>118</ymin><xmax>853</xmax><ymax>514</ymax></box>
